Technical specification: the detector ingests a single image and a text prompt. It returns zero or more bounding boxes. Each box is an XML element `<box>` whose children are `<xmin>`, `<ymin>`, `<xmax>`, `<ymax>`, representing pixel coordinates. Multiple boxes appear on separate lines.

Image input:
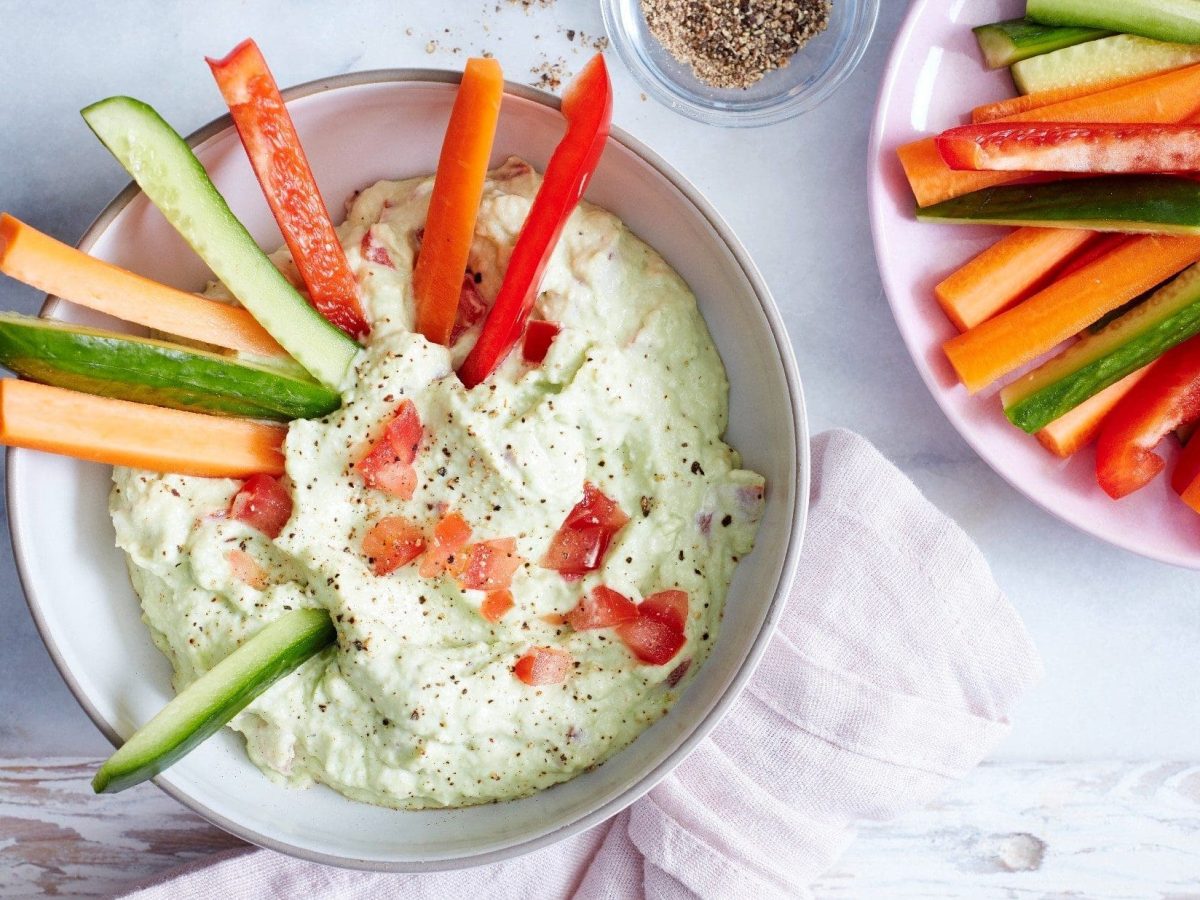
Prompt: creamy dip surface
<box><xmin>109</xmin><ymin>158</ymin><xmax>766</xmax><ymax>809</ymax></box>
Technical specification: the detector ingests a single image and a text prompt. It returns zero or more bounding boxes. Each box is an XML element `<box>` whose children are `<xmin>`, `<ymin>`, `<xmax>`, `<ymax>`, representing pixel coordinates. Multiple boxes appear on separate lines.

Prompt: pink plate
<box><xmin>868</xmin><ymin>0</ymin><xmax>1200</xmax><ymax>568</ymax></box>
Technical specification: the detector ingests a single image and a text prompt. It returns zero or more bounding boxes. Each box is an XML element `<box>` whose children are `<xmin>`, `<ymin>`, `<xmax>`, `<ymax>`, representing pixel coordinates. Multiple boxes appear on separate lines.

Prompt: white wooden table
<box><xmin>3</xmin><ymin>759</ymin><xmax>1198</xmax><ymax>896</ymax></box>
<box><xmin>4</xmin><ymin>0</ymin><xmax>1200</xmax><ymax>894</ymax></box>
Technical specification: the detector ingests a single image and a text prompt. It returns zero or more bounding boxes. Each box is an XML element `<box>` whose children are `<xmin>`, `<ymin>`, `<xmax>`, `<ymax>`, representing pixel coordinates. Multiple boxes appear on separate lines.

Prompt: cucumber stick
<box><xmin>1012</xmin><ymin>33</ymin><xmax>1200</xmax><ymax>95</ymax></box>
<box><xmin>917</xmin><ymin>177</ymin><xmax>1200</xmax><ymax>235</ymax></box>
<box><xmin>0</xmin><ymin>313</ymin><xmax>339</xmax><ymax>421</ymax></box>
<box><xmin>93</xmin><ymin>608</ymin><xmax>335</xmax><ymax>794</ymax></box>
<box><xmin>1027</xmin><ymin>0</ymin><xmax>1200</xmax><ymax>46</ymax></box>
<box><xmin>81</xmin><ymin>97</ymin><xmax>358</xmax><ymax>391</ymax></box>
<box><xmin>973</xmin><ymin>18</ymin><xmax>1110</xmax><ymax>70</ymax></box>
<box><xmin>1002</xmin><ymin>263</ymin><xmax>1200</xmax><ymax>433</ymax></box>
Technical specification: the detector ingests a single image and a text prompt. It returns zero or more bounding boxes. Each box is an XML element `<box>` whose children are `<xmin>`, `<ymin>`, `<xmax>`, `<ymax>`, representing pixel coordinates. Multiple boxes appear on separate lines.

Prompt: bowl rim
<box><xmin>8</xmin><ymin>67</ymin><xmax>810</xmax><ymax>871</ymax></box>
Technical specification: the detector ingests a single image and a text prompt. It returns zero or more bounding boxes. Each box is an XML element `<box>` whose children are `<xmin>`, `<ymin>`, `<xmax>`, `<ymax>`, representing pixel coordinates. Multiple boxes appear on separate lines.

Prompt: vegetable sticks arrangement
<box><xmin>900</xmin><ymin>0</ymin><xmax>1200</xmax><ymax>518</ymax></box>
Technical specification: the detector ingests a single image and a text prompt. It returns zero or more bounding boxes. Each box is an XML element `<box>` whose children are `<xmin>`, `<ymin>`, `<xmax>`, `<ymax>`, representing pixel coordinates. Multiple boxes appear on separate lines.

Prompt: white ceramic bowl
<box><xmin>9</xmin><ymin>70</ymin><xmax>808</xmax><ymax>870</ymax></box>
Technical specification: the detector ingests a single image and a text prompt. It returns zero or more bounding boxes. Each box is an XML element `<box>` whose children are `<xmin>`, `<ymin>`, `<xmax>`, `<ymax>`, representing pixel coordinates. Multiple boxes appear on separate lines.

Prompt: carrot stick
<box><xmin>0</xmin><ymin>214</ymin><xmax>284</xmax><ymax>358</ymax></box>
<box><xmin>1036</xmin><ymin>365</ymin><xmax>1152</xmax><ymax>457</ymax></box>
<box><xmin>971</xmin><ymin>74</ymin><xmax>1156</xmax><ymax>123</ymax></box>
<box><xmin>0</xmin><ymin>380</ymin><xmax>285</xmax><ymax>476</ymax></box>
<box><xmin>944</xmin><ymin>235</ymin><xmax>1200</xmax><ymax>393</ymax></box>
<box><xmin>899</xmin><ymin>62</ymin><xmax>1200</xmax><ymax>207</ymax></box>
<box><xmin>935</xmin><ymin>227</ymin><xmax>1094</xmax><ymax>331</ymax></box>
<box><xmin>412</xmin><ymin>58</ymin><xmax>504</xmax><ymax>346</ymax></box>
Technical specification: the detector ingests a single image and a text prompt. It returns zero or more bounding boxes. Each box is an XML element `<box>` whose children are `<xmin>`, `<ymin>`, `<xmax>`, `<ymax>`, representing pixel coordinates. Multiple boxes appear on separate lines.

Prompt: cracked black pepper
<box><xmin>642</xmin><ymin>0</ymin><xmax>832</xmax><ymax>89</ymax></box>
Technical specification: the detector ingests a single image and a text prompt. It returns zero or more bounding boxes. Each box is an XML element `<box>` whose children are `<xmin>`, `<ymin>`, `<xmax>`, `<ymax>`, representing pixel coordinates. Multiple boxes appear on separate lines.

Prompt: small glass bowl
<box><xmin>601</xmin><ymin>0</ymin><xmax>879</xmax><ymax>127</ymax></box>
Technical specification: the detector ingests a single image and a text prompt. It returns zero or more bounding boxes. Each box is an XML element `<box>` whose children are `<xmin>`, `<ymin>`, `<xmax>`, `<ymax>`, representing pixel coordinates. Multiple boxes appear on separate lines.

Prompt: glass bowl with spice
<box><xmin>602</xmin><ymin>0</ymin><xmax>878</xmax><ymax>126</ymax></box>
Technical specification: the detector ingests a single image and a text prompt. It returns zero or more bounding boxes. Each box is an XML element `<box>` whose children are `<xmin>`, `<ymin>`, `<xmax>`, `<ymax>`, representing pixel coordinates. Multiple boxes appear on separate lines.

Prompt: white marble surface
<box><xmin>1</xmin><ymin>0</ymin><xmax>1197</xmax><ymax>774</ymax></box>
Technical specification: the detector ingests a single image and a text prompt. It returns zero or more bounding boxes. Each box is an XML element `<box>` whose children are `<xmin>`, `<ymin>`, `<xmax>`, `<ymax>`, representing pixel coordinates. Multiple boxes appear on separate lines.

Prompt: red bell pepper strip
<box><xmin>1095</xmin><ymin>334</ymin><xmax>1200</xmax><ymax>499</ymax></box>
<box><xmin>936</xmin><ymin>122</ymin><xmax>1200</xmax><ymax>174</ymax></box>
<box><xmin>457</xmin><ymin>55</ymin><xmax>612</xmax><ymax>388</ymax></box>
<box><xmin>1171</xmin><ymin>427</ymin><xmax>1200</xmax><ymax>495</ymax></box>
<box><xmin>208</xmin><ymin>39</ymin><xmax>369</xmax><ymax>338</ymax></box>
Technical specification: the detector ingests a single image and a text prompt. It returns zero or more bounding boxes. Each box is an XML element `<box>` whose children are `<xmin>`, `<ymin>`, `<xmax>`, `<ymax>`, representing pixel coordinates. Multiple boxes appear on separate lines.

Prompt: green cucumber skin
<box><xmin>917</xmin><ymin>177</ymin><xmax>1200</xmax><ymax>234</ymax></box>
<box><xmin>80</xmin><ymin>97</ymin><xmax>358</xmax><ymax>391</ymax></box>
<box><xmin>1027</xmin><ymin>0</ymin><xmax>1200</xmax><ymax>45</ymax></box>
<box><xmin>1006</xmin><ymin>293</ymin><xmax>1200</xmax><ymax>433</ymax></box>
<box><xmin>93</xmin><ymin>609</ymin><xmax>336</xmax><ymax>794</ymax></box>
<box><xmin>0</xmin><ymin>314</ymin><xmax>339</xmax><ymax>421</ymax></box>
<box><xmin>973</xmin><ymin>18</ymin><xmax>1110</xmax><ymax>68</ymax></box>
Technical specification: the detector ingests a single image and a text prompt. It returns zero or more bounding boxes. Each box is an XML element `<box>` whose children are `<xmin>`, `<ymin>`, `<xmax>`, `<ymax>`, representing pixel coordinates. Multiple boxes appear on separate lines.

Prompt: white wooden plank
<box><xmin>816</xmin><ymin>761</ymin><xmax>1200</xmax><ymax>898</ymax></box>
<box><xmin>1</xmin><ymin>759</ymin><xmax>1198</xmax><ymax>896</ymax></box>
<box><xmin>0</xmin><ymin>759</ymin><xmax>242</xmax><ymax>896</ymax></box>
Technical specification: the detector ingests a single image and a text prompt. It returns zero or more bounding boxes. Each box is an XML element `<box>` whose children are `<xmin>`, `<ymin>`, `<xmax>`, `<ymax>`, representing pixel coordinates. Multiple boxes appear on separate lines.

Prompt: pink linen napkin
<box><xmin>122</xmin><ymin>429</ymin><xmax>1041</xmax><ymax>899</ymax></box>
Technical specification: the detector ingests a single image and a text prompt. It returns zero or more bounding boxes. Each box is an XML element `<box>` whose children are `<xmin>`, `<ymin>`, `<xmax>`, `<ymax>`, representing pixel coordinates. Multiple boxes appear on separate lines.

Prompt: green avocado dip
<box><xmin>109</xmin><ymin>158</ymin><xmax>765</xmax><ymax>809</ymax></box>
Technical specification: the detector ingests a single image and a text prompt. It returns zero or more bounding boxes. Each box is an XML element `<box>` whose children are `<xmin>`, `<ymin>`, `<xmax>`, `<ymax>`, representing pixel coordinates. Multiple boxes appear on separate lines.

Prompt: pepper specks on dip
<box><xmin>109</xmin><ymin>160</ymin><xmax>766</xmax><ymax>809</ymax></box>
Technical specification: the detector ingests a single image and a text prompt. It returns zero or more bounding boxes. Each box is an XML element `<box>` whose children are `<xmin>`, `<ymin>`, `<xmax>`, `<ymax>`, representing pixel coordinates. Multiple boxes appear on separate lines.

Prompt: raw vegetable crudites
<box><xmin>896</xmin><ymin>2</ymin><xmax>1200</xmax><ymax>533</ymax></box>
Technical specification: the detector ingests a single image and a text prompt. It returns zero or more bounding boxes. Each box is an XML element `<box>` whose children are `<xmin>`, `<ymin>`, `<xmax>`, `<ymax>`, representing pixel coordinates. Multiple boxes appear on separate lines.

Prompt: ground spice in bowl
<box><xmin>641</xmin><ymin>0</ymin><xmax>832</xmax><ymax>89</ymax></box>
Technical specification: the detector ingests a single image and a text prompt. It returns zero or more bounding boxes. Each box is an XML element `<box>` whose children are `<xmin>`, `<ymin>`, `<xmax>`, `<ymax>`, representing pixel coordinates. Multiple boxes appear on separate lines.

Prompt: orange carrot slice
<box><xmin>896</xmin><ymin>141</ymin><xmax>1015</xmax><ymax>209</ymax></box>
<box><xmin>0</xmin><ymin>380</ymin><xmax>285</xmax><ymax>476</ymax></box>
<box><xmin>935</xmin><ymin>227</ymin><xmax>1094</xmax><ymax>331</ymax></box>
<box><xmin>944</xmin><ymin>235</ymin><xmax>1200</xmax><ymax>393</ymax></box>
<box><xmin>413</xmin><ymin>58</ymin><xmax>504</xmax><ymax>346</ymax></box>
<box><xmin>0</xmin><ymin>214</ymin><xmax>284</xmax><ymax>358</ymax></box>
<box><xmin>1035</xmin><ymin>365</ymin><xmax>1152</xmax><ymax>457</ymax></box>
<box><xmin>971</xmin><ymin>74</ymin><xmax>1156</xmax><ymax>123</ymax></box>
<box><xmin>899</xmin><ymin>61</ymin><xmax>1200</xmax><ymax>207</ymax></box>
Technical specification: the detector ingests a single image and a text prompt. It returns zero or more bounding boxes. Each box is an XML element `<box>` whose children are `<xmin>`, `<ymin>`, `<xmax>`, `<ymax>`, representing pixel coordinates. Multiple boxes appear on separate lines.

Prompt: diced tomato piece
<box><xmin>639</xmin><ymin>589</ymin><xmax>688</xmax><ymax>634</ymax></box>
<box><xmin>615</xmin><ymin>615</ymin><xmax>686</xmax><ymax>666</ymax></box>
<box><xmin>418</xmin><ymin>510</ymin><xmax>473</xmax><ymax>578</ymax></box>
<box><xmin>356</xmin><ymin>400</ymin><xmax>423</xmax><ymax>499</ymax></box>
<box><xmin>362</xmin><ymin>516</ymin><xmax>426</xmax><ymax>576</ymax></box>
<box><xmin>453</xmin><ymin>537</ymin><xmax>524</xmax><ymax>591</ymax></box>
<box><xmin>541</xmin><ymin>612</ymin><xmax>569</xmax><ymax>625</ymax></box>
<box><xmin>449</xmin><ymin>275</ymin><xmax>489</xmax><ymax>346</ymax></box>
<box><xmin>361</xmin><ymin>228</ymin><xmax>394</xmax><ymax>267</ymax></box>
<box><xmin>541</xmin><ymin>482</ymin><xmax>630</xmax><ymax>578</ymax></box>
<box><xmin>369</xmin><ymin>463</ymin><xmax>418</xmax><ymax>499</ymax></box>
<box><xmin>514</xmin><ymin>646</ymin><xmax>573</xmax><ymax>685</ymax></box>
<box><xmin>383</xmin><ymin>401</ymin><xmax>423</xmax><ymax>464</ymax></box>
<box><xmin>480</xmin><ymin>589</ymin><xmax>515</xmax><ymax>622</ymax></box>
<box><xmin>567</xmin><ymin>585</ymin><xmax>639</xmax><ymax>631</ymax></box>
<box><xmin>226</xmin><ymin>548</ymin><xmax>268</xmax><ymax>590</ymax></box>
<box><xmin>936</xmin><ymin>122</ymin><xmax>1200</xmax><ymax>174</ymax></box>
<box><xmin>522</xmin><ymin>320</ymin><xmax>560</xmax><ymax>364</ymax></box>
<box><xmin>229</xmin><ymin>474</ymin><xmax>292</xmax><ymax>539</ymax></box>
<box><xmin>1096</xmin><ymin>335</ymin><xmax>1200</xmax><ymax>498</ymax></box>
